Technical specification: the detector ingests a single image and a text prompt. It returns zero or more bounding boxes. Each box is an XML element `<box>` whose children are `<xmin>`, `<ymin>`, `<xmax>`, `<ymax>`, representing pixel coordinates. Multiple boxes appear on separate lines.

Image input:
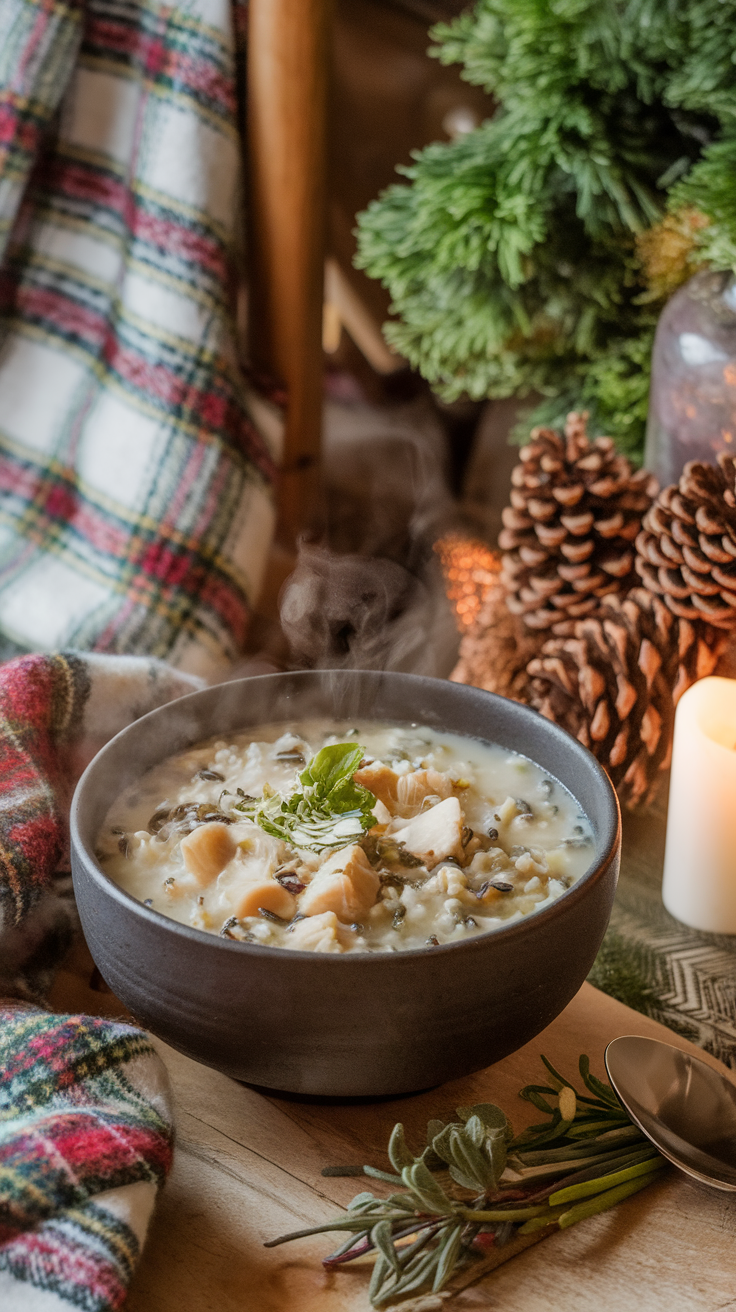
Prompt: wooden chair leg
<box><xmin>247</xmin><ymin>0</ymin><xmax>332</xmax><ymax>546</ymax></box>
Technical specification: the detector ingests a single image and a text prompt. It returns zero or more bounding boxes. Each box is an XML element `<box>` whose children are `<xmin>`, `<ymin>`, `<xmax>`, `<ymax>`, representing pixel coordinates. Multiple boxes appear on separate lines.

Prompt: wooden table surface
<box><xmin>53</xmin><ymin>947</ymin><xmax>736</xmax><ymax>1312</ymax></box>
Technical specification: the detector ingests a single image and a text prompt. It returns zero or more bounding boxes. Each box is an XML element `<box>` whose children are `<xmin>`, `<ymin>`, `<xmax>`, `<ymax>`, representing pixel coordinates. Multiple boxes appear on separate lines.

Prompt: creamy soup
<box><xmin>98</xmin><ymin>721</ymin><xmax>594</xmax><ymax>954</ymax></box>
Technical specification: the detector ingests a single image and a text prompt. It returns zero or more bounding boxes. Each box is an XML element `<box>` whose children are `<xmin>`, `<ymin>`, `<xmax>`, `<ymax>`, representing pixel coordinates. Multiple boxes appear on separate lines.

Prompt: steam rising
<box><xmin>279</xmin><ymin>543</ymin><xmax>458</xmax><ymax>677</ymax></box>
<box><xmin>275</xmin><ymin>395</ymin><xmax>463</xmax><ymax>676</ymax></box>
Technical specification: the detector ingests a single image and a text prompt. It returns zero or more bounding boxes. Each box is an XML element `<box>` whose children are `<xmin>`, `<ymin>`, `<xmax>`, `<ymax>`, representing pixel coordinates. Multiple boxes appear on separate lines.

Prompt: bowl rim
<box><xmin>70</xmin><ymin>669</ymin><xmax>621</xmax><ymax>967</ymax></box>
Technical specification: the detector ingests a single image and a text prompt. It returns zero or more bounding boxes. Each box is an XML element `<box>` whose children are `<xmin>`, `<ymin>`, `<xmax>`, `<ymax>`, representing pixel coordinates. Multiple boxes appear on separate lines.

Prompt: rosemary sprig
<box><xmin>231</xmin><ymin>742</ymin><xmax>376</xmax><ymax>852</ymax></box>
<box><xmin>265</xmin><ymin>1054</ymin><xmax>667</xmax><ymax>1307</ymax></box>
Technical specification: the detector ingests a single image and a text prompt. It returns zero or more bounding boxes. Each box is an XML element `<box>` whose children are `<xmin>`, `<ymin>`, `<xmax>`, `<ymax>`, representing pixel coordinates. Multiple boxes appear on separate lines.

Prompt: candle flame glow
<box><xmin>434</xmin><ymin>535</ymin><xmax>501</xmax><ymax>632</ymax></box>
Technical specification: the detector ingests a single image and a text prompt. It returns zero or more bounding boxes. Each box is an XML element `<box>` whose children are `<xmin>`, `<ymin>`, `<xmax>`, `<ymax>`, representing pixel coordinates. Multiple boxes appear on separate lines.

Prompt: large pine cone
<box><xmin>636</xmin><ymin>454</ymin><xmax>736</xmax><ymax>629</ymax></box>
<box><xmin>527</xmin><ymin>588</ymin><xmax>725</xmax><ymax>806</ymax></box>
<box><xmin>500</xmin><ymin>413</ymin><xmax>656</xmax><ymax>637</ymax></box>
<box><xmin>450</xmin><ymin>579</ymin><xmax>540</xmax><ymax>703</ymax></box>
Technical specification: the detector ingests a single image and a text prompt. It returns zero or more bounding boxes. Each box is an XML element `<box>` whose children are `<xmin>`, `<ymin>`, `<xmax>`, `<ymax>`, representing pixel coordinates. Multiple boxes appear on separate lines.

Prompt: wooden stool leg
<box><xmin>247</xmin><ymin>0</ymin><xmax>332</xmax><ymax>546</ymax></box>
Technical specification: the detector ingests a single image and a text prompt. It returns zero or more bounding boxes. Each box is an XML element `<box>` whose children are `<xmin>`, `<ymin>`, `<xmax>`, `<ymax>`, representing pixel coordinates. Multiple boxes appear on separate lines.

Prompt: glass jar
<box><xmin>645</xmin><ymin>270</ymin><xmax>736</xmax><ymax>487</ymax></box>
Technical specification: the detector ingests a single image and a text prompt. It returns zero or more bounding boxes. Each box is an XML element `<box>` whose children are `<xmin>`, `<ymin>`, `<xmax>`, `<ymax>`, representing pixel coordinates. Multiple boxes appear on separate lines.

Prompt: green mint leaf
<box><xmin>300</xmin><ymin>743</ymin><xmax>364</xmax><ymax>794</ymax></box>
<box><xmin>240</xmin><ymin>743</ymin><xmax>377</xmax><ymax>852</ymax></box>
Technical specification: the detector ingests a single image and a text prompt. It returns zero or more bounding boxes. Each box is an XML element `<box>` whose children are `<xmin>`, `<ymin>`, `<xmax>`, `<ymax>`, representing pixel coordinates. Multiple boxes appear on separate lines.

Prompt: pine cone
<box><xmin>636</xmin><ymin>453</ymin><xmax>736</xmax><ymax>629</ymax></box>
<box><xmin>499</xmin><ymin>412</ymin><xmax>656</xmax><ymax>637</ymax></box>
<box><xmin>527</xmin><ymin>588</ymin><xmax>726</xmax><ymax>807</ymax></box>
<box><xmin>450</xmin><ymin>580</ymin><xmax>540</xmax><ymax>703</ymax></box>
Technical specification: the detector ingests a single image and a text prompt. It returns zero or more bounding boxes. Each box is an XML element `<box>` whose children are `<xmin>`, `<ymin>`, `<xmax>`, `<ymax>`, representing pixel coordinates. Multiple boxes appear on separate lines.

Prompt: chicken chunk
<box><xmin>371</xmin><ymin>798</ymin><xmax>393</xmax><ymax>827</ymax></box>
<box><xmin>288</xmin><ymin>911</ymin><xmax>346</xmax><ymax>953</ymax></box>
<box><xmin>391</xmin><ymin>796</ymin><xmax>464</xmax><ymax>866</ymax></box>
<box><xmin>236</xmin><ymin>879</ymin><xmax>296</xmax><ymax>921</ymax></box>
<box><xmin>353</xmin><ymin>762</ymin><xmax>399</xmax><ymax>810</ymax></box>
<box><xmin>180</xmin><ymin>822</ymin><xmax>236</xmax><ymax>886</ymax></box>
<box><xmin>396</xmin><ymin>768</ymin><xmax>453</xmax><ymax>813</ymax></box>
<box><xmin>300</xmin><ymin>844</ymin><xmax>380</xmax><ymax>921</ymax></box>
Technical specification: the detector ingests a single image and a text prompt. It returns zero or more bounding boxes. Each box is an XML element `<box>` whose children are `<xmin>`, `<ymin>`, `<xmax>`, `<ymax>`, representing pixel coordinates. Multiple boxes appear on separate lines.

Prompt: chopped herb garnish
<box><xmin>232</xmin><ymin>743</ymin><xmax>377</xmax><ymax>852</ymax></box>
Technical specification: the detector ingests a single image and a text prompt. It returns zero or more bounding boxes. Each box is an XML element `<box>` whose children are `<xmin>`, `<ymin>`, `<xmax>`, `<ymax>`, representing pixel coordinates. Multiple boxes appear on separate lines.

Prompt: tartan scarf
<box><xmin>0</xmin><ymin>0</ymin><xmax>277</xmax><ymax>677</ymax></box>
<box><xmin>0</xmin><ymin>650</ymin><xmax>204</xmax><ymax>1309</ymax></box>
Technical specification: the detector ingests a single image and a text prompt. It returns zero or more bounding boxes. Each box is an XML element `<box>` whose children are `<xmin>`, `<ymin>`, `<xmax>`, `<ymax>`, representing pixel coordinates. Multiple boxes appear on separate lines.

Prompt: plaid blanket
<box><xmin>0</xmin><ymin>0</ymin><xmax>276</xmax><ymax>677</ymax></box>
<box><xmin>0</xmin><ymin>651</ymin><xmax>202</xmax><ymax>1310</ymax></box>
<box><xmin>0</xmin><ymin>1007</ymin><xmax>173</xmax><ymax>1312</ymax></box>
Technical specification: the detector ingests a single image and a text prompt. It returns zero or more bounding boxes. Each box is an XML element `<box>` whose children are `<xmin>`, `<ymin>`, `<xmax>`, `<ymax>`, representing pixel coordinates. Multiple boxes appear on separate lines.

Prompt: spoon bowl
<box><xmin>605</xmin><ymin>1035</ymin><xmax>736</xmax><ymax>1192</ymax></box>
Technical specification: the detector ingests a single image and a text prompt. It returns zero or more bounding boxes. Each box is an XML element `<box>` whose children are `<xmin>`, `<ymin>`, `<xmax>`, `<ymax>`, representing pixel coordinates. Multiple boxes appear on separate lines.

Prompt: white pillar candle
<box><xmin>662</xmin><ymin>676</ymin><xmax>736</xmax><ymax>933</ymax></box>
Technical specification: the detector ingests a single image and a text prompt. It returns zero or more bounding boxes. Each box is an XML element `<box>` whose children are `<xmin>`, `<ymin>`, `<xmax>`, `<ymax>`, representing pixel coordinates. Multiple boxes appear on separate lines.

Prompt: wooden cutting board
<box><xmin>51</xmin><ymin>951</ymin><xmax>736</xmax><ymax>1312</ymax></box>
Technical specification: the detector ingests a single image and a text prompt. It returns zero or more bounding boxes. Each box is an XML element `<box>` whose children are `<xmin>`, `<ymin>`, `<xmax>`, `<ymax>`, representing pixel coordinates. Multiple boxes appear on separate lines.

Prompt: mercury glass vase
<box><xmin>645</xmin><ymin>270</ymin><xmax>736</xmax><ymax>487</ymax></box>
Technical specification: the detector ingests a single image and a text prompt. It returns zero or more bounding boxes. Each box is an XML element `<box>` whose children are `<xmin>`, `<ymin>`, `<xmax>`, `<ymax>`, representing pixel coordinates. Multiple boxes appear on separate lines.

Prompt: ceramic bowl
<box><xmin>70</xmin><ymin>670</ymin><xmax>620</xmax><ymax>1096</ymax></box>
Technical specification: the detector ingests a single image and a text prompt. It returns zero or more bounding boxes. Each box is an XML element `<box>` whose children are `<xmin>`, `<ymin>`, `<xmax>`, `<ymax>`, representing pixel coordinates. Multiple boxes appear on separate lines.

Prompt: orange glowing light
<box><xmin>434</xmin><ymin>535</ymin><xmax>501</xmax><ymax>632</ymax></box>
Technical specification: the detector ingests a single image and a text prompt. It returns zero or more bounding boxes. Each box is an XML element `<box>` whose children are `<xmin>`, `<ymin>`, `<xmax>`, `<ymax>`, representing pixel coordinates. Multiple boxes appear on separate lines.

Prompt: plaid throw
<box><xmin>0</xmin><ymin>651</ymin><xmax>200</xmax><ymax>1309</ymax></box>
<box><xmin>0</xmin><ymin>0</ymin><xmax>277</xmax><ymax>677</ymax></box>
<box><xmin>0</xmin><ymin>1007</ymin><xmax>173</xmax><ymax>1312</ymax></box>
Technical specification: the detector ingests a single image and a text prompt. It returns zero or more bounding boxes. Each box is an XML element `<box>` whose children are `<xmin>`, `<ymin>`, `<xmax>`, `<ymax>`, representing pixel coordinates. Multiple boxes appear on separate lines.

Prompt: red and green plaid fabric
<box><xmin>0</xmin><ymin>651</ymin><xmax>202</xmax><ymax>1309</ymax></box>
<box><xmin>0</xmin><ymin>1006</ymin><xmax>173</xmax><ymax>1311</ymax></box>
<box><xmin>0</xmin><ymin>0</ymin><xmax>277</xmax><ymax>677</ymax></box>
<box><xmin>0</xmin><ymin>649</ymin><xmax>200</xmax><ymax>934</ymax></box>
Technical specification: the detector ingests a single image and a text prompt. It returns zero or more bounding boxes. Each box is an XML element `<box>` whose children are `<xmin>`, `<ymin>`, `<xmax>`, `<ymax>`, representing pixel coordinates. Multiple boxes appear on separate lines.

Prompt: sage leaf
<box><xmin>388</xmin><ymin>1123</ymin><xmax>416</xmax><ymax>1174</ymax></box>
<box><xmin>383</xmin><ymin>1193</ymin><xmax>419</xmax><ymax>1212</ymax></box>
<box><xmin>448</xmin><ymin>1127</ymin><xmax>496</xmax><ymax>1191</ymax></box>
<box><xmin>430</xmin><ymin>1123</ymin><xmax>460</xmax><ymax>1167</ymax></box>
<box><xmin>432</xmin><ymin>1222</ymin><xmax>464</xmax><ymax>1293</ymax></box>
<box><xmin>401</xmin><ymin>1160</ymin><xmax>454</xmax><ymax>1214</ymax></box>
<box><xmin>464</xmin><ymin>1114</ymin><xmax>487</xmax><ymax>1150</ymax></box>
<box><xmin>364</xmin><ymin>1166</ymin><xmax>405</xmax><ymax>1185</ymax></box>
<box><xmin>420</xmin><ymin>1142</ymin><xmax>446</xmax><ymax>1172</ymax></box>
<box><xmin>377</xmin><ymin>1247</ymin><xmax>440</xmax><ymax>1303</ymax></box>
<box><xmin>368</xmin><ymin>1251</ymin><xmax>391</xmax><ymax>1303</ymax></box>
<box><xmin>348</xmin><ymin>1191</ymin><xmax>384</xmax><ymax>1212</ymax></box>
<box><xmin>371</xmin><ymin>1219</ymin><xmax>401</xmax><ymax>1274</ymax></box>
<box><xmin>466</xmin><ymin>1115</ymin><xmax>507</xmax><ymax>1183</ymax></box>
<box><xmin>455</xmin><ymin>1103</ymin><xmax>512</xmax><ymax>1139</ymax></box>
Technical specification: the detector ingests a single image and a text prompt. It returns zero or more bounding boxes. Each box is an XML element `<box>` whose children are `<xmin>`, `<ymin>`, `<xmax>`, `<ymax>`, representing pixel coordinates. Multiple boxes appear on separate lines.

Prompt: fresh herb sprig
<box><xmin>265</xmin><ymin>1055</ymin><xmax>666</xmax><ymax>1306</ymax></box>
<box><xmin>233</xmin><ymin>742</ymin><xmax>377</xmax><ymax>853</ymax></box>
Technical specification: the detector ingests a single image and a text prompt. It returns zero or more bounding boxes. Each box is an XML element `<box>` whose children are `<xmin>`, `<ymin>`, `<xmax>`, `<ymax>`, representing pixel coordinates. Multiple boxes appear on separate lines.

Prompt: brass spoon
<box><xmin>605</xmin><ymin>1035</ymin><xmax>736</xmax><ymax>1192</ymax></box>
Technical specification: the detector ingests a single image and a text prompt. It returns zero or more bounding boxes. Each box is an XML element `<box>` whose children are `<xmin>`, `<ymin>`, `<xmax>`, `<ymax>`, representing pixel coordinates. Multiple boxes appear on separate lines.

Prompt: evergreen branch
<box><xmin>355</xmin><ymin>0</ymin><xmax>736</xmax><ymax>460</ymax></box>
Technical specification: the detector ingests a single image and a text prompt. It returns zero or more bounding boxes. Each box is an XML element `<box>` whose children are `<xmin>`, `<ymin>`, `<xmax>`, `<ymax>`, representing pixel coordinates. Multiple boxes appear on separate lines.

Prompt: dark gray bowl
<box><xmin>70</xmin><ymin>670</ymin><xmax>620</xmax><ymax>1097</ymax></box>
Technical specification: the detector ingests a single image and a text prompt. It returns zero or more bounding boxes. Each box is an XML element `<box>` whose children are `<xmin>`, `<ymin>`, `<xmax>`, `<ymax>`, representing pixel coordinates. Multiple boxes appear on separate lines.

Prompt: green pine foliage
<box><xmin>355</xmin><ymin>0</ymin><xmax>736</xmax><ymax>459</ymax></box>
